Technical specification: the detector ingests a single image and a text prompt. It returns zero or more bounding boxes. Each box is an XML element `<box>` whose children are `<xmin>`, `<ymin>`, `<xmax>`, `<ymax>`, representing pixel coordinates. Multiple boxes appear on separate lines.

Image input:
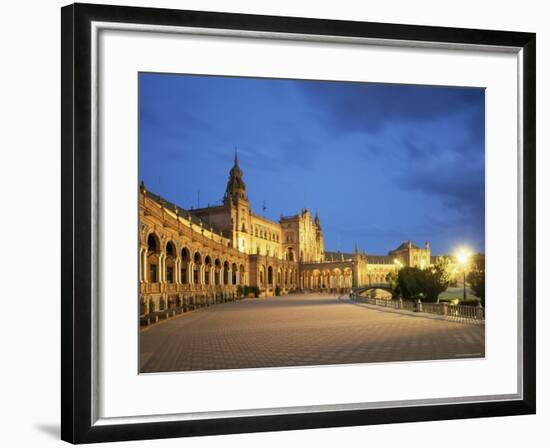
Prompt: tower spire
<box><xmin>224</xmin><ymin>148</ymin><xmax>247</xmax><ymax>205</ymax></box>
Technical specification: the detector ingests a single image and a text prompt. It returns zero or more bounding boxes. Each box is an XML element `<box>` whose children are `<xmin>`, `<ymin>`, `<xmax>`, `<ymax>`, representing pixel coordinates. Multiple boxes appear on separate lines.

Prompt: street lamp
<box><xmin>455</xmin><ymin>247</ymin><xmax>472</xmax><ymax>302</ymax></box>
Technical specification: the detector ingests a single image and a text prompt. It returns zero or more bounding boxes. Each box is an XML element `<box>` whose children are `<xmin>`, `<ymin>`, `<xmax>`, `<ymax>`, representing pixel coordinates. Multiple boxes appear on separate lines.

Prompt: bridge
<box><xmin>353</xmin><ymin>284</ymin><xmax>396</xmax><ymax>297</ymax></box>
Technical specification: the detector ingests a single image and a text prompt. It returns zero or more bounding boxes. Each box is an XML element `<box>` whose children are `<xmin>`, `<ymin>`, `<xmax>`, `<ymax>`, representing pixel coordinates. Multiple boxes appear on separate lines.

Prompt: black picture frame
<box><xmin>61</xmin><ymin>2</ymin><xmax>536</xmax><ymax>444</ymax></box>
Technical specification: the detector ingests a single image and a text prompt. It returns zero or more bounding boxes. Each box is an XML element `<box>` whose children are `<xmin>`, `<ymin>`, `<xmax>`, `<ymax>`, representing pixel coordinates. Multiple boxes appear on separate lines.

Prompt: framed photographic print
<box><xmin>61</xmin><ymin>2</ymin><xmax>536</xmax><ymax>444</ymax></box>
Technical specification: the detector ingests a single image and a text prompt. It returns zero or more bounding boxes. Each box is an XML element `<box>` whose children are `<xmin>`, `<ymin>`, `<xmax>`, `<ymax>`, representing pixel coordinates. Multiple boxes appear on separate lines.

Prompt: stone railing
<box><xmin>140</xmin><ymin>284</ymin><xmax>243</xmax><ymax>327</ymax></box>
<box><xmin>351</xmin><ymin>295</ymin><xmax>484</xmax><ymax>324</ymax></box>
<box><xmin>140</xmin><ymin>282</ymin><xmax>239</xmax><ymax>295</ymax></box>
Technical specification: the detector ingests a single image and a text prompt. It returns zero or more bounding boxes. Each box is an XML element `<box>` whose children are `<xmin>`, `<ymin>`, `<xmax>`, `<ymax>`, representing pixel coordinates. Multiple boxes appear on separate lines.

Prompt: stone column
<box><xmin>142</xmin><ymin>249</ymin><xmax>147</xmax><ymax>283</ymax></box>
<box><xmin>139</xmin><ymin>249</ymin><xmax>143</xmax><ymax>282</ymax></box>
<box><xmin>143</xmin><ymin>250</ymin><xmax>148</xmax><ymax>282</ymax></box>
<box><xmin>476</xmin><ymin>303</ymin><xmax>484</xmax><ymax>320</ymax></box>
<box><xmin>174</xmin><ymin>259</ymin><xmax>180</xmax><ymax>284</ymax></box>
<box><xmin>158</xmin><ymin>254</ymin><xmax>163</xmax><ymax>283</ymax></box>
<box><xmin>440</xmin><ymin>302</ymin><xmax>447</xmax><ymax>316</ymax></box>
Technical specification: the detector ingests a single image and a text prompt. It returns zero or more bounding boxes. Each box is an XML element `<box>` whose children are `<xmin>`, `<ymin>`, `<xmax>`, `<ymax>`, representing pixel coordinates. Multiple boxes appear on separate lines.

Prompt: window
<box><xmin>149</xmin><ymin>264</ymin><xmax>158</xmax><ymax>283</ymax></box>
<box><xmin>166</xmin><ymin>266</ymin><xmax>174</xmax><ymax>283</ymax></box>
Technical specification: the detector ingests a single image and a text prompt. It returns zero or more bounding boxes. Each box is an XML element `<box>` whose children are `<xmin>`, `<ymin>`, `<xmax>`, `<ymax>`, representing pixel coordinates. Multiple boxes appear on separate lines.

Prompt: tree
<box><xmin>396</xmin><ymin>259</ymin><xmax>452</xmax><ymax>302</ymax></box>
<box><xmin>467</xmin><ymin>253</ymin><xmax>485</xmax><ymax>306</ymax></box>
<box><xmin>385</xmin><ymin>271</ymin><xmax>398</xmax><ymax>290</ymax></box>
<box><xmin>425</xmin><ymin>258</ymin><xmax>453</xmax><ymax>302</ymax></box>
<box><xmin>397</xmin><ymin>267</ymin><xmax>423</xmax><ymax>299</ymax></box>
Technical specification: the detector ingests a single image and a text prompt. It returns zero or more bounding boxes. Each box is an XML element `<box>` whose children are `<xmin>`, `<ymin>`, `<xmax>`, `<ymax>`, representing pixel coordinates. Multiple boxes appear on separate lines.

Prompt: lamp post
<box><xmin>455</xmin><ymin>248</ymin><xmax>472</xmax><ymax>302</ymax></box>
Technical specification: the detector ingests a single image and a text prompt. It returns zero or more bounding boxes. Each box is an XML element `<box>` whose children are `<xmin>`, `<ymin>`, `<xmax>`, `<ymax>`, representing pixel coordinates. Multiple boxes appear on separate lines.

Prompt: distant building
<box><xmin>139</xmin><ymin>155</ymin><xmax>437</xmax><ymax>315</ymax></box>
<box><xmin>388</xmin><ymin>240</ymin><xmax>431</xmax><ymax>269</ymax></box>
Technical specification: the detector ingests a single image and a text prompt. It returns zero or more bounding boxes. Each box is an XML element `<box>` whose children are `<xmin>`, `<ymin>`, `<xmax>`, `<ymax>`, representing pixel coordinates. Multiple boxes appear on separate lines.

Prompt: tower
<box><xmin>224</xmin><ymin>150</ymin><xmax>248</xmax><ymax>204</ymax></box>
<box><xmin>223</xmin><ymin>151</ymin><xmax>251</xmax><ymax>253</ymax></box>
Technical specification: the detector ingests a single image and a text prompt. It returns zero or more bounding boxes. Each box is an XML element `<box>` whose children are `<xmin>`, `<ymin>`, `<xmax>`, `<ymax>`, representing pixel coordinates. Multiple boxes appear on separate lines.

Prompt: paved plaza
<box><xmin>140</xmin><ymin>293</ymin><xmax>485</xmax><ymax>373</ymax></box>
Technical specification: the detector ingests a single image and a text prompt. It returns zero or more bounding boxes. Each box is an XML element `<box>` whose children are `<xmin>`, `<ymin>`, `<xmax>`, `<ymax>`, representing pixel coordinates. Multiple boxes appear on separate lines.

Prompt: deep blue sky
<box><xmin>139</xmin><ymin>73</ymin><xmax>485</xmax><ymax>256</ymax></box>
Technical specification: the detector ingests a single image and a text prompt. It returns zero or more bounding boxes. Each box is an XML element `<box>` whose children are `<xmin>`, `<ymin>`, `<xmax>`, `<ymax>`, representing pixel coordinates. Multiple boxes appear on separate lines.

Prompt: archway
<box><xmin>146</xmin><ymin>233</ymin><xmax>160</xmax><ymax>283</ymax></box>
<box><xmin>267</xmin><ymin>266</ymin><xmax>273</xmax><ymax>286</ymax></box>
<box><xmin>165</xmin><ymin>241</ymin><xmax>176</xmax><ymax>283</ymax></box>
<box><xmin>287</xmin><ymin>248</ymin><xmax>295</xmax><ymax>262</ymax></box>
<box><xmin>204</xmin><ymin>256</ymin><xmax>212</xmax><ymax>285</ymax></box>
<box><xmin>181</xmin><ymin>247</ymin><xmax>190</xmax><ymax>284</ymax></box>
<box><xmin>223</xmin><ymin>261</ymin><xmax>230</xmax><ymax>285</ymax></box>
<box><xmin>231</xmin><ymin>262</ymin><xmax>238</xmax><ymax>285</ymax></box>
<box><xmin>193</xmin><ymin>252</ymin><xmax>202</xmax><ymax>284</ymax></box>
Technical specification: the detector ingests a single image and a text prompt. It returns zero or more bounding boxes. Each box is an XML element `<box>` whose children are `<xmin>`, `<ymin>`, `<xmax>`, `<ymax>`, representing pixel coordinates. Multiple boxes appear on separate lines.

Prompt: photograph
<box><xmin>138</xmin><ymin>73</ymin><xmax>486</xmax><ymax>373</ymax></box>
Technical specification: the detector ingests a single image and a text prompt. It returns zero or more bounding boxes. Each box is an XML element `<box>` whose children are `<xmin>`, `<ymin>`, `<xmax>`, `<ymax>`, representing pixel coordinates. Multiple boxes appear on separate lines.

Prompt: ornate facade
<box><xmin>389</xmin><ymin>240</ymin><xmax>431</xmax><ymax>269</ymax></box>
<box><xmin>139</xmin><ymin>155</ymin><xmax>437</xmax><ymax>322</ymax></box>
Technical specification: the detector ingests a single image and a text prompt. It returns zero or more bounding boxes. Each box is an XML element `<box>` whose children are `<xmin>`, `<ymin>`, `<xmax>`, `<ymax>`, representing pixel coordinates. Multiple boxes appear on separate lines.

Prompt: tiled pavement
<box><xmin>139</xmin><ymin>293</ymin><xmax>485</xmax><ymax>373</ymax></box>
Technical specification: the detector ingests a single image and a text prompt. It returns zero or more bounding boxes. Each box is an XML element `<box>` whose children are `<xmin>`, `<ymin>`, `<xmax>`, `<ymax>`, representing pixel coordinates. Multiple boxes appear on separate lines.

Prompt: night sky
<box><xmin>139</xmin><ymin>73</ymin><xmax>485</xmax><ymax>256</ymax></box>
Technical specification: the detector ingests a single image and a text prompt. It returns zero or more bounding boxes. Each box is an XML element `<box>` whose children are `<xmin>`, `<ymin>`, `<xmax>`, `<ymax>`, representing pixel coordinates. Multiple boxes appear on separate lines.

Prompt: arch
<box><xmin>309</xmin><ymin>269</ymin><xmax>320</xmax><ymax>289</ymax></box>
<box><xmin>193</xmin><ymin>251</ymin><xmax>203</xmax><ymax>284</ymax></box>
<box><xmin>223</xmin><ymin>261</ymin><xmax>230</xmax><ymax>285</ymax></box>
<box><xmin>343</xmin><ymin>267</ymin><xmax>353</xmax><ymax>288</ymax></box>
<box><xmin>181</xmin><ymin>247</ymin><xmax>191</xmax><ymax>284</ymax></box>
<box><xmin>287</xmin><ymin>247</ymin><xmax>295</xmax><ymax>262</ymax></box>
<box><xmin>214</xmin><ymin>259</ymin><xmax>222</xmax><ymax>285</ymax></box>
<box><xmin>165</xmin><ymin>241</ymin><xmax>176</xmax><ymax>257</ymax></box>
<box><xmin>165</xmin><ymin>241</ymin><xmax>176</xmax><ymax>283</ymax></box>
<box><xmin>204</xmin><ymin>256</ymin><xmax>212</xmax><ymax>285</ymax></box>
<box><xmin>332</xmin><ymin>268</ymin><xmax>343</xmax><ymax>289</ymax></box>
<box><xmin>267</xmin><ymin>266</ymin><xmax>273</xmax><ymax>286</ymax></box>
<box><xmin>231</xmin><ymin>262</ymin><xmax>238</xmax><ymax>285</ymax></box>
<box><xmin>146</xmin><ymin>233</ymin><xmax>160</xmax><ymax>283</ymax></box>
<box><xmin>147</xmin><ymin>232</ymin><xmax>160</xmax><ymax>252</ymax></box>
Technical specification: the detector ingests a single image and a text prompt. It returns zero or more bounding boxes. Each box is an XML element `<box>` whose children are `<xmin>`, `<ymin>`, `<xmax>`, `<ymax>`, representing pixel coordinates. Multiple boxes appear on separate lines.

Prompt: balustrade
<box><xmin>351</xmin><ymin>294</ymin><xmax>484</xmax><ymax>323</ymax></box>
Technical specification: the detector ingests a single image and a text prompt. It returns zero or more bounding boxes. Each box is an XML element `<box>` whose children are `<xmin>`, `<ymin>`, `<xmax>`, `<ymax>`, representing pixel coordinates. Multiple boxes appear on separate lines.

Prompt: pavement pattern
<box><xmin>140</xmin><ymin>293</ymin><xmax>485</xmax><ymax>373</ymax></box>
